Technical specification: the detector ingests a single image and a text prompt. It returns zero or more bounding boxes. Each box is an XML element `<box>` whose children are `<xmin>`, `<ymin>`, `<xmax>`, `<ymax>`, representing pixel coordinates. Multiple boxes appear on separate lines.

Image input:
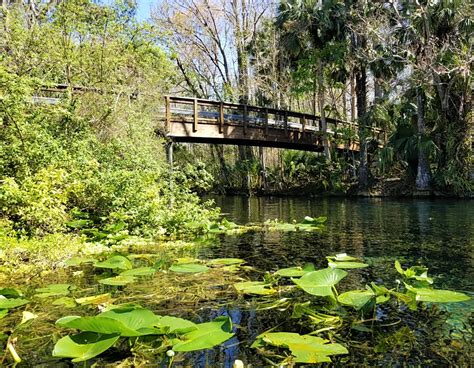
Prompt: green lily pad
<box><xmin>35</xmin><ymin>284</ymin><xmax>74</xmax><ymax>298</ymax></box>
<box><xmin>169</xmin><ymin>263</ymin><xmax>209</xmax><ymax>273</ymax></box>
<box><xmin>75</xmin><ymin>293</ymin><xmax>112</xmax><ymax>305</ymax></box>
<box><xmin>328</xmin><ymin>261</ymin><xmax>368</xmax><ymax>269</ymax></box>
<box><xmin>234</xmin><ymin>281</ymin><xmax>276</xmax><ymax>295</ymax></box>
<box><xmin>275</xmin><ymin>263</ymin><xmax>315</xmax><ymax>277</ymax></box>
<box><xmin>99</xmin><ymin>275</ymin><xmax>136</xmax><ymax>286</ymax></box>
<box><xmin>207</xmin><ymin>258</ymin><xmax>245</xmax><ymax>266</ymax></box>
<box><xmin>95</xmin><ymin>256</ymin><xmax>132</xmax><ymax>270</ymax></box>
<box><xmin>251</xmin><ymin>332</ymin><xmax>348</xmax><ymax>363</ymax></box>
<box><xmin>65</xmin><ymin>257</ymin><xmax>96</xmax><ymax>267</ymax></box>
<box><xmin>52</xmin><ymin>332</ymin><xmax>119</xmax><ymax>362</ymax></box>
<box><xmin>57</xmin><ymin>308</ymin><xmax>162</xmax><ymax>337</ymax></box>
<box><xmin>0</xmin><ymin>297</ymin><xmax>29</xmax><ymax>309</ymax></box>
<box><xmin>405</xmin><ymin>284</ymin><xmax>470</xmax><ymax>303</ymax></box>
<box><xmin>0</xmin><ymin>288</ymin><xmax>23</xmax><ymax>298</ymax></box>
<box><xmin>338</xmin><ymin>290</ymin><xmax>375</xmax><ymax>310</ymax></box>
<box><xmin>0</xmin><ymin>309</ymin><xmax>8</xmax><ymax>319</ymax></box>
<box><xmin>120</xmin><ymin>267</ymin><xmax>156</xmax><ymax>276</ymax></box>
<box><xmin>173</xmin><ymin>316</ymin><xmax>234</xmax><ymax>352</ymax></box>
<box><xmin>292</xmin><ymin>268</ymin><xmax>347</xmax><ymax>297</ymax></box>
<box><xmin>53</xmin><ymin>297</ymin><xmax>77</xmax><ymax>308</ymax></box>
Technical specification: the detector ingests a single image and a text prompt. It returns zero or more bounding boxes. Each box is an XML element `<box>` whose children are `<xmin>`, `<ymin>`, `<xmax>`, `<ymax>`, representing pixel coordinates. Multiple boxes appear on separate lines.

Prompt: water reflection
<box><xmin>204</xmin><ymin>196</ymin><xmax>474</xmax><ymax>291</ymax></box>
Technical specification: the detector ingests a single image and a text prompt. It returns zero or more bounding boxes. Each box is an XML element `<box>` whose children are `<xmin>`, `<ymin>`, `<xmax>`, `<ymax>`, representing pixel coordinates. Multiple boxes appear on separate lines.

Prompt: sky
<box><xmin>135</xmin><ymin>0</ymin><xmax>154</xmax><ymax>21</ymax></box>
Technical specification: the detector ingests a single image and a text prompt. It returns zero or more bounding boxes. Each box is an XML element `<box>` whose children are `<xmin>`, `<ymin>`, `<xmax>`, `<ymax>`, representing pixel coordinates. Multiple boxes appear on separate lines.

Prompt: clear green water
<box><xmin>204</xmin><ymin>196</ymin><xmax>473</xmax><ymax>291</ymax></box>
<box><xmin>4</xmin><ymin>196</ymin><xmax>473</xmax><ymax>367</ymax></box>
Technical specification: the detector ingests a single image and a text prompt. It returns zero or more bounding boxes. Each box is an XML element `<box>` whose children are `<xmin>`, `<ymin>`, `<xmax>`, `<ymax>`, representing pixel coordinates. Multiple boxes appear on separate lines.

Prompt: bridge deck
<box><xmin>164</xmin><ymin>96</ymin><xmax>385</xmax><ymax>152</ymax></box>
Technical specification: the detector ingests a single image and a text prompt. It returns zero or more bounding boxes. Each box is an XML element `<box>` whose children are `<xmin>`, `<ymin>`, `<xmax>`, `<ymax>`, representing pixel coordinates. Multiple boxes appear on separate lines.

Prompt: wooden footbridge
<box><xmin>163</xmin><ymin>96</ymin><xmax>386</xmax><ymax>152</ymax></box>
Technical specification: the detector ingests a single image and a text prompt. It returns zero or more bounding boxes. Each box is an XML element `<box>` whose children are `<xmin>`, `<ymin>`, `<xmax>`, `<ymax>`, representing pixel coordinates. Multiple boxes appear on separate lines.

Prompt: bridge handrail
<box><xmin>165</xmin><ymin>95</ymin><xmax>385</xmax><ymax>136</ymax></box>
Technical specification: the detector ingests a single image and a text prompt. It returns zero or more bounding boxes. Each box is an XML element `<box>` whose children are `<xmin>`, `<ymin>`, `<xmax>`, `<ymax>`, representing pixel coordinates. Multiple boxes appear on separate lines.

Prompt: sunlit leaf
<box><xmin>35</xmin><ymin>284</ymin><xmax>74</xmax><ymax>298</ymax></box>
<box><xmin>0</xmin><ymin>297</ymin><xmax>29</xmax><ymax>309</ymax></box>
<box><xmin>95</xmin><ymin>256</ymin><xmax>132</xmax><ymax>270</ymax></box>
<box><xmin>405</xmin><ymin>284</ymin><xmax>470</xmax><ymax>303</ymax></box>
<box><xmin>65</xmin><ymin>257</ymin><xmax>96</xmax><ymax>267</ymax></box>
<box><xmin>328</xmin><ymin>261</ymin><xmax>368</xmax><ymax>269</ymax></box>
<box><xmin>99</xmin><ymin>275</ymin><xmax>136</xmax><ymax>286</ymax></box>
<box><xmin>75</xmin><ymin>294</ymin><xmax>112</xmax><ymax>306</ymax></box>
<box><xmin>173</xmin><ymin>316</ymin><xmax>234</xmax><ymax>351</ymax></box>
<box><xmin>234</xmin><ymin>281</ymin><xmax>276</xmax><ymax>295</ymax></box>
<box><xmin>338</xmin><ymin>290</ymin><xmax>374</xmax><ymax>310</ymax></box>
<box><xmin>53</xmin><ymin>297</ymin><xmax>77</xmax><ymax>308</ymax></box>
<box><xmin>52</xmin><ymin>332</ymin><xmax>119</xmax><ymax>362</ymax></box>
<box><xmin>275</xmin><ymin>263</ymin><xmax>315</xmax><ymax>277</ymax></box>
<box><xmin>207</xmin><ymin>258</ymin><xmax>245</xmax><ymax>266</ymax></box>
<box><xmin>120</xmin><ymin>267</ymin><xmax>156</xmax><ymax>276</ymax></box>
<box><xmin>292</xmin><ymin>268</ymin><xmax>347</xmax><ymax>297</ymax></box>
<box><xmin>251</xmin><ymin>332</ymin><xmax>348</xmax><ymax>363</ymax></box>
<box><xmin>169</xmin><ymin>263</ymin><xmax>209</xmax><ymax>273</ymax></box>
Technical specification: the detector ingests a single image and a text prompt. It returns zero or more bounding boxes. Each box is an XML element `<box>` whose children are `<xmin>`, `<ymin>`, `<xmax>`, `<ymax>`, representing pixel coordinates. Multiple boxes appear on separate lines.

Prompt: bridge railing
<box><xmin>164</xmin><ymin>96</ymin><xmax>386</xmax><ymax>144</ymax></box>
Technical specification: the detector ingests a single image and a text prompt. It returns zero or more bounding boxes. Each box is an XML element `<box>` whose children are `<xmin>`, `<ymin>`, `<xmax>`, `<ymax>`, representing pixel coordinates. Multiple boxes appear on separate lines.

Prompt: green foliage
<box><xmin>0</xmin><ymin>1</ymin><xmax>219</xmax><ymax>237</ymax></box>
<box><xmin>53</xmin><ymin>305</ymin><xmax>235</xmax><ymax>362</ymax></box>
<box><xmin>252</xmin><ymin>332</ymin><xmax>348</xmax><ymax>363</ymax></box>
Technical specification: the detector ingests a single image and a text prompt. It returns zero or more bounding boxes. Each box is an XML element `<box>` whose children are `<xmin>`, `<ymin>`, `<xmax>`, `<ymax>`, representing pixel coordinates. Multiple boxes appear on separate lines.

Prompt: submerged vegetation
<box><xmin>0</xmin><ymin>244</ymin><xmax>471</xmax><ymax>366</ymax></box>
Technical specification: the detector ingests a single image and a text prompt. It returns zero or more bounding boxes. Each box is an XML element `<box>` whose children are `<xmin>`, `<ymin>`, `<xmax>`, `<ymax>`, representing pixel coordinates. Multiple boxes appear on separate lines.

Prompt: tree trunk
<box><xmin>318</xmin><ymin>61</ymin><xmax>331</xmax><ymax>159</ymax></box>
<box><xmin>415</xmin><ymin>88</ymin><xmax>431</xmax><ymax>191</ymax></box>
<box><xmin>356</xmin><ymin>66</ymin><xmax>368</xmax><ymax>191</ymax></box>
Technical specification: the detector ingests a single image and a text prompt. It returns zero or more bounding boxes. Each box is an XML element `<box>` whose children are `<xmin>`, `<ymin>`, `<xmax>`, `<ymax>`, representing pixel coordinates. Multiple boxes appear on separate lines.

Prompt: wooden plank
<box><xmin>219</xmin><ymin>102</ymin><xmax>224</xmax><ymax>134</ymax></box>
<box><xmin>165</xmin><ymin>96</ymin><xmax>171</xmax><ymax>132</ymax></box>
<box><xmin>243</xmin><ymin>104</ymin><xmax>248</xmax><ymax>135</ymax></box>
<box><xmin>193</xmin><ymin>98</ymin><xmax>198</xmax><ymax>132</ymax></box>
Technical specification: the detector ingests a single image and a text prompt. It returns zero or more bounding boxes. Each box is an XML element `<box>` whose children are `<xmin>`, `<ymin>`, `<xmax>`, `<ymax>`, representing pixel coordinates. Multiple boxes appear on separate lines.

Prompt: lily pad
<box><xmin>57</xmin><ymin>308</ymin><xmax>162</xmax><ymax>337</ymax></box>
<box><xmin>0</xmin><ymin>288</ymin><xmax>23</xmax><ymax>298</ymax></box>
<box><xmin>35</xmin><ymin>284</ymin><xmax>74</xmax><ymax>298</ymax></box>
<box><xmin>405</xmin><ymin>284</ymin><xmax>470</xmax><ymax>303</ymax></box>
<box><xmin>338</xmin><ymin>290</ymin><xmax>375</xmax><ymax>310</ymax></box>
<box><xmin>275</xmin><ymin>263</ymin><xmax>315</xmax><ymax>277</ymax></box>
<box><xmin>173</xmin><ymin>316</ymin><xmax>234</xmax><ymax>352</ymax></box>
<box><xmin>251</xmin><ymin>332</ymin><xmax>348</xmax><ymax>363</ymax></box>
<box><xmin>53</xmin><ymin>297</ymin><xmax>77</xmax><ymax>308</ymax></box>
<box><xmin>120</xmin><ymin>267</ymin><xmax>156</xmax><ymax>276</ymax></box>
<box><xmin>0</xmin><ymin>309</ymin><xmax>8</xmax><ymax>319</ymax></box>
<box><xmin>65</xmin><ymin>257</ymin><xmax>96</xmax><ymax>267</ymax></box>
<box><xmin>169</xmin><ymin>263</ymin><xmax>209</xmax><ymax>273</ymax></box>
<box><xmin>75</xmin><ymin>294</ymin><xmax>112</xmax><ymax>305</ymax></box>
<box><xmin>234</xmin><ymin>281</ymin><xmax>276</xmax><ymax>295</ymax></box>
<box><xmin>207</xmin><ymin>258</ymin><xmax>245</xmax><ymax>266</ymax></box>
<box><xmin>328</xmin><ymin>261</ymin><xmax>368</xmax><ymax>269</ymax></box>
<box><xmin>95</xmin><ymin>256</ymin><xmax>132</xmax><ymax>270</ymax></box>
<box><xmin>0</xmin><ymin>297</ymin><xmax>29</xmax><ymax>309</ymax></box>
<box><xmin>52</xmin><ymin>332</ymin><xmax>119</xmax><ymax>362</ymax></box>
<box><xmin>292</xmin><ymin>268</ymin><xmax>347</xmax><ymax>297</ymax></box>
<box><xmin>99</xmin><ymin>275</ymin><xmax>136</xmax><ymax>286</ymax></box>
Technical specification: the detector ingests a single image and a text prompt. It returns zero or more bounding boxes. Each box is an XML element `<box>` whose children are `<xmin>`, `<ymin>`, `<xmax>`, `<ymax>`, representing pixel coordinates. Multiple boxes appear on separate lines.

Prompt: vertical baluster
<box><xmin>193</xmin><ymin>98</ymin><xmax>198</xmax><ymax>132</ymax></box>
<box><xmin>243</xmin><ymin>104</ymin><xmax>248</xmax><ymax>135</ymax></box>
<box><xmin>165</xmin><ymin>96</ymin><xmax>171</xmax><ymax>132</ymax></box>
<box><xmin>219</xmin><ymin>102</ymin><xmax>224</xmax><ymax>134</ymax></box>
<box><xmin>284</xmin><ymin>111</ymin><xmax>288</xmax><ymax>137</ymax></box>
<box><xmin>264</xmin><ymin>108</ymin><xmax>269</xmax><ymax>137</ymax></box>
